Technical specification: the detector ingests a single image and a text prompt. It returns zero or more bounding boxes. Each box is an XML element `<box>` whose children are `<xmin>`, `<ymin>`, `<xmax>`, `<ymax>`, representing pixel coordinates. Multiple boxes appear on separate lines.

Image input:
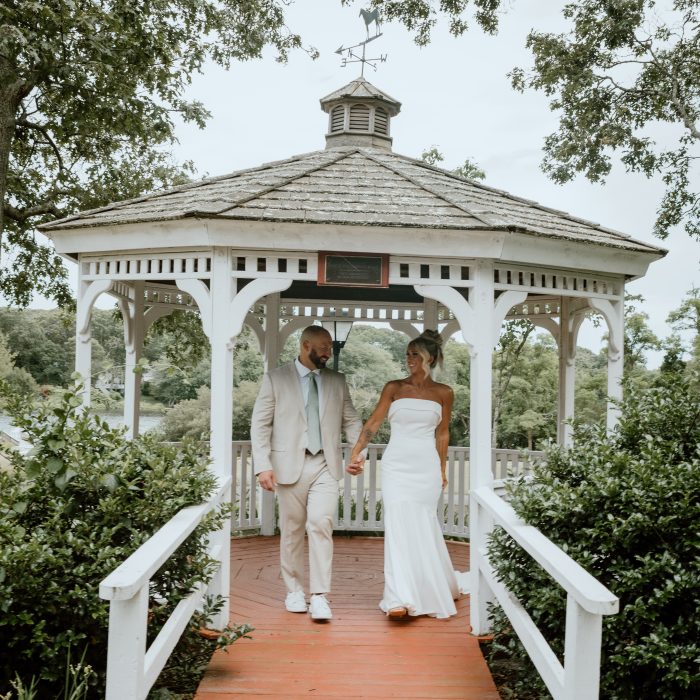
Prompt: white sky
<box><xmin>28</xmin><ymin>1</ymin><xmax>700</xmax><ymax>366</ymax></box>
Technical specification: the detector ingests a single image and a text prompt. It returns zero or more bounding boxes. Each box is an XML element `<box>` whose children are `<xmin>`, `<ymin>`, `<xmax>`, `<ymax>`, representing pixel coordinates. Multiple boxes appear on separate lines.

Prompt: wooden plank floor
<box><xmin>195</xmin><ymin>535</ymin><xmax>500</xmax><ymax>699</ymax></box>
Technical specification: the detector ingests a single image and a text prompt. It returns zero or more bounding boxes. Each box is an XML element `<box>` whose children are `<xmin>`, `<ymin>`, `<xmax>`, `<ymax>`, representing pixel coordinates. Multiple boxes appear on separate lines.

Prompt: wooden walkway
<box><xmin>195</xmin><ymin>535</ymin><xmax>500</xmax><ymax>699</ymax></box>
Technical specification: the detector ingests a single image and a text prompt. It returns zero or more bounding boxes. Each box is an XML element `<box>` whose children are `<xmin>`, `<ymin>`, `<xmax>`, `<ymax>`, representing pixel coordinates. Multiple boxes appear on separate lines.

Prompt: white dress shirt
<box><xmin>295</xmin><ymin>358</ymin><xmax>324</xmax><ymax>413</ymax></box>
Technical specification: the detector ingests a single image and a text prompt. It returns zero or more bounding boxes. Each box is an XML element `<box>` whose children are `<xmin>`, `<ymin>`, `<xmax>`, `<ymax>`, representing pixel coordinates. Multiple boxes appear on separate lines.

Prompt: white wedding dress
<box><xmin>380</xmin><ymin>398</ymin><xmax>469</xmax><ymax>619</ymax></box>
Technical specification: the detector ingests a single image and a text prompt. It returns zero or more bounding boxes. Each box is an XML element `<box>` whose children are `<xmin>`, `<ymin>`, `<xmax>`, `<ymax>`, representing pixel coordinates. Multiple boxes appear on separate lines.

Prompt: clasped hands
<box><xmin>346</xmin><ymin>454</ymin><xmax>365</xmax><ymax>476</ymax></box>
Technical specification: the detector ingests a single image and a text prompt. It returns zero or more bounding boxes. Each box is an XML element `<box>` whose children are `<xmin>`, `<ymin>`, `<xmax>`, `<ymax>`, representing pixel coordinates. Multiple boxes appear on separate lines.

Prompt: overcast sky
<box><xmin>34</xmin><ymin>0</ymin><xmax>700</xmax><ymax>365</ymax></box>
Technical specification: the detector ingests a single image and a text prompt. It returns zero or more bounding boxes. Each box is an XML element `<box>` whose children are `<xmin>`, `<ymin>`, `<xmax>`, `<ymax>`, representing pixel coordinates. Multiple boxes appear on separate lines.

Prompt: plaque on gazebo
<box><xmin>318</xmin><ymin>252</ymin><xmax>389</xmax><ymax>288</ymax></box>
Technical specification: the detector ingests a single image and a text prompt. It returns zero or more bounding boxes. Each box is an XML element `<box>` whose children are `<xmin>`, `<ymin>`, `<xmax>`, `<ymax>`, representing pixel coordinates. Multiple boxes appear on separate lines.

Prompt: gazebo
<box><xmin>41</xmin><ymin>77</ymin><xmax>664</xmax><ymax>699</ymax></box>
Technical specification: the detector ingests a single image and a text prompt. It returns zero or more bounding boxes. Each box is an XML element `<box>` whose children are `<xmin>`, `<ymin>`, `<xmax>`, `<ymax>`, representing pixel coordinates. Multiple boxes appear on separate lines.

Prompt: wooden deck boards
<box><xmin>195</xmin><ymin>535</ymin><xmax>500</xmax><ymax>699</ymax></box>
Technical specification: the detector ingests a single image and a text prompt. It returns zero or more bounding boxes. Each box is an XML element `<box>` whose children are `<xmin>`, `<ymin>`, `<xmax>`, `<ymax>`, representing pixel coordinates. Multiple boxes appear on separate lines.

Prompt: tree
<box><xmin>0</xmin><ymin>331</ymin><xmax>37</xmax><ymax>397</ymax></box>
<box><xmin>376</xmin><ymin>1</ymin><xmax>700</xmax><ymax>240</ymax></box>
<box><xmin>509</xmin><ymin>1</ymin><xmax>700</xmax><ymax>240</ymax></box>
<box><xmin>666</xmin><ymin>285</ymin><xmax>700</xmax><ymax>373</ymax></box>
<box><xmin>0</xmin><ymin>1</ymin><xmax>313</xmax><ymax>306</ymax></box>
<box><xmin>359</xmin><ymin>1</ymin><xmax>500</xmax><ymax>46</ymax></box>
<box><xmin>621</xmin><ymin>293</ymin><xmax>661</xmax><ymax>376</ymax></box>
<box><xmin>491</xmin><ymin>319</ymin><xmax>535</xmax><ymax>447</ymax></box>
<box><xmin>420</xmin><ymin>146</ymin><xmax>486</xmax><ymax>180</ymax></box>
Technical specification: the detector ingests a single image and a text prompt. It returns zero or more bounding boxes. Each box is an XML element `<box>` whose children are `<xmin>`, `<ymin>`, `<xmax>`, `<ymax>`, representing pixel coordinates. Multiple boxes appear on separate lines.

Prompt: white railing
<box><xmin>99</xmin><ymin>477</ymin><xmax>231</xmax><ymax>700</ymax></box>
<box><xmin>472</xmin><ymin>486</ymin><xmax>619</xmax><ymax>700</ymax></box>
<box><xmin>232</xmin><ymin>441</ymin><xmax>541</xmax><ymax>537</ymax></box>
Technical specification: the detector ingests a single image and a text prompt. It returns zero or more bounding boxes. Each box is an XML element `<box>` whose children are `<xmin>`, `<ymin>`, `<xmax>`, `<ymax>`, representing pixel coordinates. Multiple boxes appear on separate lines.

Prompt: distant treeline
<box><xmin>3</xmin><ymin>291</ymin><xmax>699</xmax><ymax>449</ymax></box>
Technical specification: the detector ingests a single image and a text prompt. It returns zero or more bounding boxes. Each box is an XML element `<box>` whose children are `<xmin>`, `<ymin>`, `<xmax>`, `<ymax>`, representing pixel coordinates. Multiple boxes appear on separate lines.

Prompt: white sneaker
<box><xmin>309</xmin><ymin>594</ymin><xmax>332</xmax><ymax>620</ymax></box>
<box><xmin>285</xmin><ymin>591</ymin><xmax>307</xmax><ymax>613</ymax></box>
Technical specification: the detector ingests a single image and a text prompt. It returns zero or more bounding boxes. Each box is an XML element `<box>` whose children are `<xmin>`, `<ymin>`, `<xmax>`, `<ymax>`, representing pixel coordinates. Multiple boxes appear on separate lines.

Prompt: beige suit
<box><xmin>251</xmin><ymin>362</ymin><xmax>363</xmax><ymax>594</ymax></box>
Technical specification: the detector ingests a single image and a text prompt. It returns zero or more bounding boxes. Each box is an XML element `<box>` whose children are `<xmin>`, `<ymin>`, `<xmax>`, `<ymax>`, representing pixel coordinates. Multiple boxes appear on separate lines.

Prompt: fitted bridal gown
<box><xmin>380</xmin><ymin>398</ymin><xmax>469</xmax><ymax>619</ymax></box>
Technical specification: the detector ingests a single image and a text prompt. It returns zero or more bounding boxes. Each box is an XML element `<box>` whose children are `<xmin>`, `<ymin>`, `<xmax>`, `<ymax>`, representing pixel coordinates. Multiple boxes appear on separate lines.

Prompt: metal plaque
<box><xmin>318</xmin><ymin>252</ymin><xmax>389</xmax><ymax>287</ymax></box>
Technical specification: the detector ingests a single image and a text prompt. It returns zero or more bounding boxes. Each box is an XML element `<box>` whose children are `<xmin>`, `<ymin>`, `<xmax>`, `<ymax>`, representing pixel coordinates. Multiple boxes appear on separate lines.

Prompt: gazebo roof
<box><xmin>40</xmin><ymin>146</ymin><xmax>662</xmax><ymax>255</ymax></box>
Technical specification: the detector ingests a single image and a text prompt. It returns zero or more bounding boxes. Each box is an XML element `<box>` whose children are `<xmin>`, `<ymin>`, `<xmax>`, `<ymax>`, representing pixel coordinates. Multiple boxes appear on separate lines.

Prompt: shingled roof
<box><xmin>40</xmin><ymin>145</ymin><xmax>662</xmax><ymax>254</ymax></box>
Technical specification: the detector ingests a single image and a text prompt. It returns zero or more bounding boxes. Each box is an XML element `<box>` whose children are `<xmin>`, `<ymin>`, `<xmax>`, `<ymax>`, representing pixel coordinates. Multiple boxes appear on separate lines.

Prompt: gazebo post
<box><xmin>260</xmin><ymin>293</ymin><xmax>281</xmax><ymax>536</ymax></box>
<box><xmin>423</xmin><ymin>298</ymin><xmax>438</xmax><ymax>331</ymax></box>
<box><xmin>119</xmin><ymin>281</ymin><xmax>145</xmax><ymax>439</ymax></box>
<box><xmin>469</xmin><ymin>303</ymin><xmax>496</xmax><ymax>634</ymax></box>
<box><xmin>75</xmin><ymin>279</ymin><xmax>93</xmax><ymax>408</ymax></box>
<box><xmin>557</xmin><ymin>297</ymin><xmax>575</xmax><ymax>448</ymax></box>
<box><xmin>75</xmin><ymin>276</ymin><xmax>113</xmax><ymax>408</ymax></box>
<box><xmin>588</xmin><ymin>298</ymin><xmax>625</xmax><ymax>431</ymax></box>
<box><xmin>207</xmin><ymin>247</ymin><xmax>236</xmax><ymax>628</ymax></box>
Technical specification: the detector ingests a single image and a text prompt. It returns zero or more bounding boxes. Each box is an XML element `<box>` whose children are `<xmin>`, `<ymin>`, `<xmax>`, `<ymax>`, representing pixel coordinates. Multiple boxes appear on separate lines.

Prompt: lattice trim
<box><xmin>81</xmin><ymin>252</ymin><xmax>211</xmax><ymax>280</ymax></box>
<box><xmin>277</xmin><ymin>300</ymin><xmax>455</xmax><ymax>322</ymax></box>
<box><xmin>494</xmin><ymin>263</ymin><xmax>621</xmax><ymax>299</ymax></box>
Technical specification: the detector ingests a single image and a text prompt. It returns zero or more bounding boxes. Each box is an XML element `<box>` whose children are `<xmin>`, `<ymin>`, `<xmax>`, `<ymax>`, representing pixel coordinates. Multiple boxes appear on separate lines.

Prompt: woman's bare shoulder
<box><xmin>434</xmin><ymin>382</ymin><xmax>454</xmax><ymax>399</ymax></box>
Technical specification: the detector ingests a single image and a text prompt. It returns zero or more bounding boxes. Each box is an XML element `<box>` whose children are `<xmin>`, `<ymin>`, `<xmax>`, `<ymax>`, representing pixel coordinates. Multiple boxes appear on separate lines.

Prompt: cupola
<box><xmin>320</xmin><ymin>77</ymin><xmax>401</xmax><ymax>150</ymax></box>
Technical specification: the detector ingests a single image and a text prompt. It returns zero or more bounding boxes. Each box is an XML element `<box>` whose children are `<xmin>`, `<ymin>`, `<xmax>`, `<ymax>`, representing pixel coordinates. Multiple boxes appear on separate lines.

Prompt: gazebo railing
<box><xmin>473</xmin><ymin>487</ymin><xmax>619</xmax><ymax>700</ymax></box>
<box><xmin>232</xmin><ymin>441</ymin><xmax>542</xmax><ymax>536</ymax></box>
<box><xmin>99</xmin><ymin>477</ymin><xmax>231</xmax><ymax>700</ymax></box>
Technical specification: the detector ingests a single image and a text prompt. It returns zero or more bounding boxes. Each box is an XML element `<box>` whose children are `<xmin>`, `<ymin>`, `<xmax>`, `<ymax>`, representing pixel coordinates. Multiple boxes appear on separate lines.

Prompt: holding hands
<box><xmin>346</xmin><ymin>454</ymin><xmax>365</xmax><ymax>475</ymax></box>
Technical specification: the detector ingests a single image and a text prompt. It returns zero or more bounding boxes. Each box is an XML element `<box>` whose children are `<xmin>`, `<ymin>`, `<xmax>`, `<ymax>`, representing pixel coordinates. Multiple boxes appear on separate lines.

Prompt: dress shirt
<box><xmin>295</xmin><ymin>358</ymin><xmax>324</xmax><ymax>414</ymax></box>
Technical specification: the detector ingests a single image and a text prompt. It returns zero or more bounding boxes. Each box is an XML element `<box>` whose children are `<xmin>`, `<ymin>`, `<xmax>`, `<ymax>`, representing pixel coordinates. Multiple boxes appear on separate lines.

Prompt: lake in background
<box><xmin>0</xmin><ymin>413</ymin><xmax>163</xmax><ymax>453</ymax></box>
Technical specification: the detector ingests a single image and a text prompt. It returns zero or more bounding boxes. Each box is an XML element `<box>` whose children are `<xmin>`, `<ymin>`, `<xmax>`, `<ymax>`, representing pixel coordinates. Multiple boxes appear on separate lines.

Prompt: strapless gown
<box><xmin>380</xmin><ymin>398</ymin><xmax>469</xmax><ymax>619</ymax></box>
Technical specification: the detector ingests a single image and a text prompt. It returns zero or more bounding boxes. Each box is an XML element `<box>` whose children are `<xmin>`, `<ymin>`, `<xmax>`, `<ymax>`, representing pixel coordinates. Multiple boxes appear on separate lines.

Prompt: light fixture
<box><xmin>321</xmin><ymin>317</ymin><xmax>354</xmax><ymax>370</ymax></box>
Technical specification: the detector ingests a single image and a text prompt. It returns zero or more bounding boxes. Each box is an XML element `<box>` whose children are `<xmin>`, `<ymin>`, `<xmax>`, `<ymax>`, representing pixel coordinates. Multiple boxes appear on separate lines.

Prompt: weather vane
<box><xmin>335</xmin><ymin>7</ymin><xmax>387</xmax><ymax>76</ymax></box>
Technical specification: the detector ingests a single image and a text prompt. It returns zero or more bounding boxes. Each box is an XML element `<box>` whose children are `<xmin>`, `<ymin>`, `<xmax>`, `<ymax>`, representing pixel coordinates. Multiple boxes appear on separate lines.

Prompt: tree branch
<box><xmin>15</xmin><ymin>119</ymin><xmax>67</xmax><ymax>171</ymax></box>
<box><xmin>4</xmin><ymin>201</ymin><xmax>63</xmax><ymax>222</ymax></box>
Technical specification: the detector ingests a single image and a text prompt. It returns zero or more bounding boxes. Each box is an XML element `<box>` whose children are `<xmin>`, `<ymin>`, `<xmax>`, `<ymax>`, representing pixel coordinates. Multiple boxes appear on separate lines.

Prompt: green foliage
<box><xmin>148</xmin><ymin>596</ymin><xmax>253</xmax><ymax>698</ymax></box>
<box><xmin>420</xmin><ymin>146</ymin><xmax>486</xmax><ymax>180</ymax></box>
<box><xmin>0</xmin><ymin>308</ymin><xmax>75</xmax><ymax>385</ymax></box>
<box><xmin>0</xmin><ymin>383</ymin><xmax>226</xmax><ymax>695</ymax></box>
<box><xmin>486</xmin><ymin>372</ymin><xmax>700</xmax><ymax>699</ymax></box>
<box><xmin>2</xmin><ymin>648</ymin><xmax>94</xmax><ymax>700</ymax></box>
<box><xmin>1</xmin><ymin>1</ymin><xmax>314</xmax><ymax>306</ymax></box>
<box><xmin>146</xmin><ymin>359</ymin><xmax>211</xmax><ymax>407</ymax></box>
<box><xmin>622</xmin><ymin>294</ymin><xmax>661</xmax><ymax>376</ymax></box>
<box><xmin>0</xmin><ymin>331</ymin><xmax>37</xmax><ymax>398</ymax></box>
<box><xmin>508</xmin><ymin>0</ymin><xmax>700</xmax><ymax>240</ymax></box>
<box><xmin>355</xmin><ymin>1</ymin><xmax>502</xmax><ymax>45</ymax></box>
<box><xmin>160</xmin><ymin>386</ymin><xmax>212</xmax><ymax>442</ymax></box>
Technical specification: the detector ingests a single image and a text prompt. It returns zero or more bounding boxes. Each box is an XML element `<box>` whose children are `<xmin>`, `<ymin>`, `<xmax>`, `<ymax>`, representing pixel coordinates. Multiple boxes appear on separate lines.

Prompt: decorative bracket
<box><xmin>77</xmin><ymin>279</ymin><xmax>113</xmax><ymax>341</ymax></box>
<box><xmin>587</xmin><ymin>298</ymin><xmax>623</xmax><ymax>361</ymax></box>
<box><xmin>415</xmin><ymin>284</ymin><xmax>475</xmax><ymax>351</ymax></box>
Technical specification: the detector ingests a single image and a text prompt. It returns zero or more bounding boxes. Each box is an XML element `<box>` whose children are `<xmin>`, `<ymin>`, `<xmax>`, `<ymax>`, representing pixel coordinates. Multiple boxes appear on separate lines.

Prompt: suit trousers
<box><xmin>276</xmin><ymin>451</ymin><xmax>338</xmax><ymax>595</ymax></box>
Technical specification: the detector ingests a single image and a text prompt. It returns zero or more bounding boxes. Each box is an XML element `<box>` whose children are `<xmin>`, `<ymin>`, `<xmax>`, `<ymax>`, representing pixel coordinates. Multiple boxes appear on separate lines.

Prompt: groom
<box><xmin>251</xmin><ymin>325</ymin><xmax>365</xmax><ymax>620</ymax></box>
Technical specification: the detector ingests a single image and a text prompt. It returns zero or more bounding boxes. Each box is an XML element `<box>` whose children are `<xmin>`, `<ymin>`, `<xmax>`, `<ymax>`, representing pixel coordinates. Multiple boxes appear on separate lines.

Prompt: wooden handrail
<box><xmin>473</xmin><ymin>486</ymin><xmax>618</xmax><ymax>615</ymax></box>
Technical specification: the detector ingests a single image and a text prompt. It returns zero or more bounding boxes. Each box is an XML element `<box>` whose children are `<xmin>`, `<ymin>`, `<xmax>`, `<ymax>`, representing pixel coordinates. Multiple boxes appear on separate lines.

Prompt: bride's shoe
<box><xmin>387</xmin><ymin>606</ymin><xmax>408</xmax><ymax>619</ymax></box>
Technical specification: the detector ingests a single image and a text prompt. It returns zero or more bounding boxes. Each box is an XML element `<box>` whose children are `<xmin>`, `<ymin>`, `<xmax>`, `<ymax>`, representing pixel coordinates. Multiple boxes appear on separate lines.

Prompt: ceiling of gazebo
<box><xmin>40</xmin><ymin>146</ymin><xmax>662</xmax><ymax>256</ymax></box>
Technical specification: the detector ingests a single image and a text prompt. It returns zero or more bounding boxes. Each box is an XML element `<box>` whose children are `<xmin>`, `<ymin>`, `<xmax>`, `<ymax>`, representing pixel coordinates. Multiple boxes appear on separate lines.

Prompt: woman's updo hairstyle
<box><xmin>409</xmin><ymin>329</ymin><xmax>444</xmax><ymax>377</ymax></box>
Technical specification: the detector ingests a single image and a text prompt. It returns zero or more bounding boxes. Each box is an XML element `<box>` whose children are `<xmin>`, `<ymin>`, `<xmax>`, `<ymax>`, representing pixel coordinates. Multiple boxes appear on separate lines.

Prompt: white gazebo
<box><xmin>41</xmin><ymin>77</ymin><xmax>664</xmax><ymax>699</ymax></box>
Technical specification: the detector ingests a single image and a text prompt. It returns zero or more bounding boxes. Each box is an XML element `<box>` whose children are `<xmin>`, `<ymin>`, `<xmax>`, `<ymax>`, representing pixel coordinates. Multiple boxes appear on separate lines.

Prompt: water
<box><xmin>0</xmin><ymin>413</ymin><xmax>163</xmax><ymax>454</ymax></box>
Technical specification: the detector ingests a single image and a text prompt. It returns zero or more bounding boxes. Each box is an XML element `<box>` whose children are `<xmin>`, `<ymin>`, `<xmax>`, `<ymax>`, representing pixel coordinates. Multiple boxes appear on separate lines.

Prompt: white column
<box><xmin>558</xmin><ymin>298</ymin><xmax>575</xmax><ymax>448</ymax></box>
<box><xmin>588</xmin><ymin>297</ymin><xmax>625</xmax><ymax>433</ymax></box>
<box><xmin>208</xmin><ymin>248</ymin><xmax>235</xmax><ymax>629</ymax></box>
<box><xmin>75</xmin><ymin>279</ymin><xmax>93</xmax><ymax>409</ymax></box>
<box><xmin>75</xmin><ymin>276</ymin><xmax>112</xmax><ymax>408</ymax></box>
<box><xmin>423</xmin><ymin>298</ymin><xmax>439</xmax><ymax>331</ymax></box>
<box><xmin>468</xmin><ymin>261</ymin><xmax>496</xmax><ymax>635</ymax></box>
<box><xmin>261</xmin><ymin>294</ymin><xmax>281</xmax><ymax>535</ymax></box>
<box><xmin>263</xmin><ymin>293</ymin><xmax>281</xmax><ymax>373</ymax></box>
<box><xmin>606</xmin><ymin>300</ymin><xmax>624</xmax><ymax>432</ymax></box>
<box><xmin>122</xmin><ymin>282</ymin><xmax>145</xmax><ymax>439</ymax></box>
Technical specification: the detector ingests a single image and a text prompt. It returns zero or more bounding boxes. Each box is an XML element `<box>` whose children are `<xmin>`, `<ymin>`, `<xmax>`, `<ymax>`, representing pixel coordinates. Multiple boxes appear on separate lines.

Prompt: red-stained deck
<box><xmin>195</xmin><ymin>535</ymin><xmax>500</xmax><ymax>700</ymax></box>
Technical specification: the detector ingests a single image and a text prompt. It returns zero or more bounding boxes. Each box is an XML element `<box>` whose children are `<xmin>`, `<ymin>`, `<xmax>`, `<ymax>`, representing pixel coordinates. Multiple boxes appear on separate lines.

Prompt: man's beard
<box><xmin>309</xmin><ymin>349</ymin><xmax>328</xmax><ymax>368</ymax></box>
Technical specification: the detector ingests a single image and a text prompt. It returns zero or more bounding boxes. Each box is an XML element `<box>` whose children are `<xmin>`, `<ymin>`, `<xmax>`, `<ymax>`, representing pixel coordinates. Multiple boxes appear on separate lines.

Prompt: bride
<box><xmin>347</xmin><ymin>330</ymin><xmax>468</xmax><ymax>619</ymax></box>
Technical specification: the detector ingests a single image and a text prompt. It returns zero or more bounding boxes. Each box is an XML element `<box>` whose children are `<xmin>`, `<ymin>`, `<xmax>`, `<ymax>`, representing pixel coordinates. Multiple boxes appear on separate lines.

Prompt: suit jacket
<box><xmin>251</xmin><ymin>362</ymin><xmax>363</xmax><ymax>484</ymax></box>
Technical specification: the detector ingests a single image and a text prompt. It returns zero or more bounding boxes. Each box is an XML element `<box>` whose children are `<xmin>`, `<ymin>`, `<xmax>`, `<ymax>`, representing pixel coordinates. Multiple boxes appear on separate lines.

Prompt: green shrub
<box><xmin>0</xmin><ymin>383</ymin><xmax>228</xmax><ymax>695</ymax></box>
<box><xmin>486</xmin><ymin>372</ymin><xmax>700</xmax><ymax>699</ymax></box>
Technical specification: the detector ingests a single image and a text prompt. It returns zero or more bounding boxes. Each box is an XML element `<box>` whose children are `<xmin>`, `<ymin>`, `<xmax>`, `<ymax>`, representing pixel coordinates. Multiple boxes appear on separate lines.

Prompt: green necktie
<box><xmin>306</xmin><ymin>373</ymin><xmax>322</xmax><ymax>455</ymax></box>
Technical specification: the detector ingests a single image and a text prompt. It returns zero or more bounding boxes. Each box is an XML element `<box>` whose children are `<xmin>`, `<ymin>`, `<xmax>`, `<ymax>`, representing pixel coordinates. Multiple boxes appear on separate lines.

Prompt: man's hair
<box><xmin>300</xmin><ymin>325</ymin><xmax>331</xmax><ymax>345</ymax></box>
